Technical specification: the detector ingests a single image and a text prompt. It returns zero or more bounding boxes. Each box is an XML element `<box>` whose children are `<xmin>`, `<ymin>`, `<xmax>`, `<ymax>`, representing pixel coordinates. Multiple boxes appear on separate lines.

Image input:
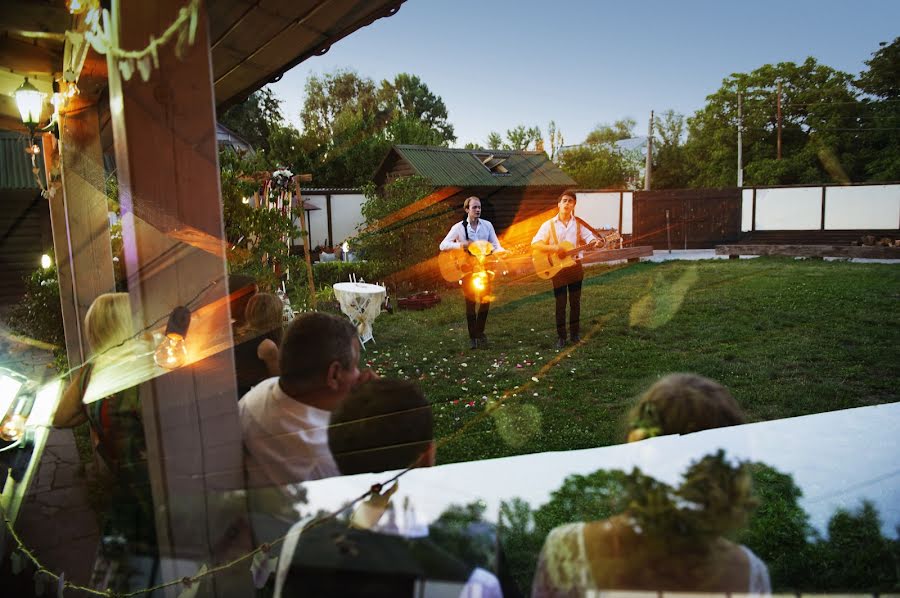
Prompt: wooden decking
<box><xmin>716</xmin><ymin>244</ymin><xmax>900</xmax><ymax>259</ymax></box>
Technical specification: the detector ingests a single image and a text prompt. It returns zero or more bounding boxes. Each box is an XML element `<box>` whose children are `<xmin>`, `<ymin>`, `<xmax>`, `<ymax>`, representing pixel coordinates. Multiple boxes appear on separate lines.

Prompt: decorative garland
<box><xmin>82</xmin><ymin>0</ymin><xmax>200</xmax><ymax>83</ymax></box>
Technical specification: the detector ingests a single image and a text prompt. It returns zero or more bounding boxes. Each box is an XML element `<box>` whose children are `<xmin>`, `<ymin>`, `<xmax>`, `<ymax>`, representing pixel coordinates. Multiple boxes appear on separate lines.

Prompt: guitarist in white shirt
<box><xmin>531</xmin><ymin>190</ymin><xmax>602</xmax><ymax>349</ymax></box>
<box><xmin>439</xmin><ymin>196</ymin><xmax>505</xmax><ymax>349</ymax></box>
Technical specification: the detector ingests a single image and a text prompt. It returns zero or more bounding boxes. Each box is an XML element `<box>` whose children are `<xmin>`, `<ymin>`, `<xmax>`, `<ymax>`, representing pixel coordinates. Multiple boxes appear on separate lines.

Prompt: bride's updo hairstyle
<box><xmin>625</xmin><ymin>373</ymin><xmax>746</xmax><ymax>442</ymax></box>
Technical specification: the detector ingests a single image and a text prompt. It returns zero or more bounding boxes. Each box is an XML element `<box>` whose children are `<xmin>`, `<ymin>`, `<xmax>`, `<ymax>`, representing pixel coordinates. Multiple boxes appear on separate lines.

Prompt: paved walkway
<box><xmin>1</xmin><ymin>315</ymin><xmax>99</xmax><ymax>587</ymax></box>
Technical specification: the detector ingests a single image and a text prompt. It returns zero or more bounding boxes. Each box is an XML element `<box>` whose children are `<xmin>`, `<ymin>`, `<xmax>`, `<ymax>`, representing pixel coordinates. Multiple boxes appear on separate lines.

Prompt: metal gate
<box><xmin>632</xmin><ymin>188</ymin><xmax>741</xmax><ymax>249</ymax></box>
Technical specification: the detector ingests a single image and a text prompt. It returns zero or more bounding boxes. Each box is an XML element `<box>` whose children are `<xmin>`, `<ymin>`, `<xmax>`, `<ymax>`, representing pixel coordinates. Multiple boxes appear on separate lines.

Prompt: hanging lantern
<box><xmin>14</xmin><ymin>78</ymin><xmax>45</xmax><ymax>132</ymax></box>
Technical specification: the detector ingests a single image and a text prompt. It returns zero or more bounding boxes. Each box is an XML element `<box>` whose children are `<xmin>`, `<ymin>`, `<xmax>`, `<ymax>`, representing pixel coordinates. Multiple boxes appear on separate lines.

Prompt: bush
<box><xmin>312</xmin><ymin>260</ymin><xmax>384</xmax><ymax>287</ymax></box>
<box><xmin>8</xmin><ymin>260</ymin><xmax>68</xmax><ymax>372</ymax></box>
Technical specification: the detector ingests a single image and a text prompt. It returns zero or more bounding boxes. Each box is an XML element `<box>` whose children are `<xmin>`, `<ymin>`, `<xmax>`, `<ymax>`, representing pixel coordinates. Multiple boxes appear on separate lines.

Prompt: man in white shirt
<box><xmin>239</xmin><ymin>312</ymin><xmax>375</xmax><ymax>489</ymax></box>
<box><xmin>273</xmin><ymin>379</ymin><xmax>503</xmax><ymax>598</ymax></box>
<box><xmin>439</xmin><ymin>196</ymin><xmax>505</xmax><ymax>349</ymax></box>
<box><xmin>531</xmin><ymin>190</ymin><xmax>601</xmax><ymax>349</ymax></box>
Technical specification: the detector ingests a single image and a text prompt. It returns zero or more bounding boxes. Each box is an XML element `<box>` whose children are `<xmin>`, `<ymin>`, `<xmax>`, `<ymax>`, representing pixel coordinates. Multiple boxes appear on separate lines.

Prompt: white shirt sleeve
<box><xmin>440</xmin><ymin>222</ymin><xmax>465</xmax><ymax>251</ymax></box>
<box><xmin>486</xmin><ymin>222</ymin><xmax>505</xmax><ymax>253</ymax></box>
<box><xmin>531</xmin><ymin>220</ymin><xmax>551</xmax><ymax>246</ymax></box>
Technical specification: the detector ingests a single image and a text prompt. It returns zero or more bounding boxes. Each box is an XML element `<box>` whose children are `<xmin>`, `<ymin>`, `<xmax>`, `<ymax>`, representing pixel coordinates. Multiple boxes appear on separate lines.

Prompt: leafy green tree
<box><xmin>854</xmin><ymin>37</ymin><xmax>900</xmax><ymax>180</ymax></box>
<box><xmin>684</xmin><ymin>58</ymin><xmax>863</xmax><ymax>187</ymax></box>
<box><xmin>546</xmin><ymin>120</ymin><xmax>564</xmax><ymax>161</ymax></box>
<box><xmin>354</xmin><ymin>175</ymin><xmax>444</xmax><ymax>281</ymax></box>
<box><xmin>485</xmin><ymin>125</ymin><xmax>542</xmax><ymax>151</ymax></box>
<box><xmin>813</xmin><ymin>501</ymin><xmax>898</xmax><ymax>591</ymax></box>
<box><xmin>737</xmin><ymin>463</ymin><xmax>816</xmax><ymax>591</ymax></box>
<box><xmin>218</xmin><ymin>87</ymin><xmax>284</xmax><ymax>153</ymax></box>
<box><xmin>378</xmin><ymin>73</ymin><xmax>455</xmax><ymax>144</ymax></box>
<box><xmin>585</xmin><ymin>118</ymin><xmax>636</xmax><ymax>146</ymax></box>
<box><xmin>651</xmin><ymin>110</ymin><xmax>693</xmax><ymax>189</ymax></box>
<box><xmin>429</xmin><ymin>501</ymin><xmax>496</xmax><ymax>572</ymax></box>
<box><xmin>498</xmin><ymin>498</ymin><xmax>543</xmax><ymax>595</ymax></box>
<box><xmin>557</xmin><ymin>143</ymin><xmax>637</xmax><ymax>188</ymax></box>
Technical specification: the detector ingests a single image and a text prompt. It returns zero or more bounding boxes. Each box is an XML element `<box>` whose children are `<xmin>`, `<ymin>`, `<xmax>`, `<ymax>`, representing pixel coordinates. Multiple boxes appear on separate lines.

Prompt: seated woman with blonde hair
<box><xmin>531</xmin><ymin>373</ymin><xmax>770</xmax><ymax>597</ymax></box>
<box><xmin>53</xmin><ymin>292</ymin><xmax>155</xmax><ymax>545</ymax></box>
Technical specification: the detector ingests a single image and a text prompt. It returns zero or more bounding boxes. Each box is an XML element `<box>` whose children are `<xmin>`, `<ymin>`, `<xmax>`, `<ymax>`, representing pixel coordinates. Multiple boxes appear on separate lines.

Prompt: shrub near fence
<box><xmin>312</xmin><ymin>261</ymin><xmax>384</xmax><ymax>287</ymax></box>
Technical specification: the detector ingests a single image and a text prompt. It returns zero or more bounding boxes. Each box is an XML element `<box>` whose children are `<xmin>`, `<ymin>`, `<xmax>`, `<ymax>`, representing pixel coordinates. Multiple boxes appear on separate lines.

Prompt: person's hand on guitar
<box><xmin>555</xmin><ymin>244</ymin><xmax>568</xmax><ymax>258</ymax></box>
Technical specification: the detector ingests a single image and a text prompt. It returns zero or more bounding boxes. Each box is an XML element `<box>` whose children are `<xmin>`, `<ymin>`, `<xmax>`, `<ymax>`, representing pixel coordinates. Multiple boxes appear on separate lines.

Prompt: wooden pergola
<box><xmin>0</xmin><ymin>0</ymin><xmax>405</xmax><ymax>591</ymax></box>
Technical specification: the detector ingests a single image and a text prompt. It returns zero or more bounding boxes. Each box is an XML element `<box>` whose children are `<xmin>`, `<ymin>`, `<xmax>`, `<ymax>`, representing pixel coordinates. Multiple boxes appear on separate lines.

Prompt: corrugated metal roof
<box><xmin>0</xmin><ymin>131</ymin><xmax>45</xmax><ymax>190</ymax></box>
<box><xmin>392</xmin><ymin>145</ymin><xmax>575</xmax><ymax>187</ymax></box>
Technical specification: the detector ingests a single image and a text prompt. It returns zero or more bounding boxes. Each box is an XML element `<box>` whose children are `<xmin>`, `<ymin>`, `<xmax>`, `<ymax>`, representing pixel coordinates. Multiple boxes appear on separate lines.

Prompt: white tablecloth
<box><xmin>332</xmin><ymin>282</ymin><xmax>386</xmax><ymax>345</ymax></box>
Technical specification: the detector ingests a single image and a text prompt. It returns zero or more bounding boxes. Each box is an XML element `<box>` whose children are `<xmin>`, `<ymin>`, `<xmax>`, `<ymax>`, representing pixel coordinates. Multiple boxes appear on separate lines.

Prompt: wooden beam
<box><xmin>357</xmin><ymin>185</ymin><xmax>462</xmax><ymax>235</ymax></box>
<box><xmin>0</xmin><ymin>36</ymin><xmax>62</xmax><ymax>75</ymax></box>
<box><xmin>0</xmin><ymin>2</ymin><xmax>70</xmax><ymax>37</ymax></box>
<box><xmin>108</xmin><ymin>0</ymin><xmax>251</xmax><ymax>587</ymax></box>
<box><xmin>48</xmin><ymin>104</ymin><xmax>117</xmax><ymax>367</ymax></box>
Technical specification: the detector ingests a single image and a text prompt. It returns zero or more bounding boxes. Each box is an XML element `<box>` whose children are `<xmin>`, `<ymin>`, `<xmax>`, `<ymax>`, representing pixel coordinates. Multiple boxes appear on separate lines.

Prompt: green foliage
<box><xmin>8</xmin><ymin>258</ymin><xmax>68</xmax><ymax>372</ymax></box>
<box><xmin>585</xmin><ymin>118</ymin><xmax>636</xmax><ymax>146</ymax></box>
<box><xmin>354</xmin><ymin>175</ymin><xmax>446</xmax><ymax>284</ymax></box>
<box><xmin>219</xmin><ymin>149</ymin><xmax>308</xmax><ymax>299</ymax></box>
<box><xmin>651</xmin><ymin>110</ymin><xmax>693</xmax><ymax>189</ymax></box>
<box><xmin>684</xmin><ymin>57</ymin><xmax>863</xmax><ymax>186</ymax></box>
<box><xmin>218</xmin><ymin>87</ymin><xmax>284</xmax><ymax>153</ymax></box>
<box><xmin>854</xmin><ymin>37</ymin><xmax>900</xmax><ymax>181</ymax></box>
<box><xmin>813</xmin><ymin>501</ymin><xmax>898</xmax><ymax>591</ymax></box>
<box><xmin>428</xmin><ymin>501</ymin><xmax>496</xmax><ymax>572</ymax></box>
<box><xmin>311</xmin><ymin>261</ymin><xmax>384</xmax><ymax>287</ymax></box>
<box><xmin>558</xmin><ymin>143</ymin><xmax>638</xmax><ymax>188</ymax></box>
<box><xmin>738</xmin><ymin>462</ymin><xmax>816</xmax><ymax>590</ymax></box>
<box><xmin>485</xmin><ymin>125</ymin><xmax>542</xmax><ymax>151</ymax></box>
<box><xmin>379</xmin><ymin>73</ymin><xmax>455</xmax><ymax>143</ymax></box>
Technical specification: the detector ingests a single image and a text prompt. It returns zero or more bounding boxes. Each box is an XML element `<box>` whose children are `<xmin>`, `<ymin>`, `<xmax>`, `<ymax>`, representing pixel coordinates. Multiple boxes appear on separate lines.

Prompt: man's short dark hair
<box><xmin>559</xmin><ymin>189</ymin><xmax>577</xmax><ymax>202</ymax></box>
<box><xmin>329</xmin><ymin>379</ymin><xmax>433</xmax><ymax>475</ymax></box>
<box><xmin>279</xmin><ymin>312</ymin><xmax>357</xmax><ymax>388</ymax></box>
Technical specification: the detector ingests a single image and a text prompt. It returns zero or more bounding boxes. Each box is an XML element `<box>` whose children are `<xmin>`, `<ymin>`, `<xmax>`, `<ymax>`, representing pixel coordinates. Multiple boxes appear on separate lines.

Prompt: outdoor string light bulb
<box><xmin>0</xmin><ymin>384</ymin><xmax>35</xmax><ymax>443</ymax></box>
<box><xmin>154</xmin><ymin>306</ymin><xmax>191</xmax><ymax>369</ymax></box>
<box><xmin>40</xmin><ymin>254</ymin><xmax>52</xmax><ymax>269</ymax></box>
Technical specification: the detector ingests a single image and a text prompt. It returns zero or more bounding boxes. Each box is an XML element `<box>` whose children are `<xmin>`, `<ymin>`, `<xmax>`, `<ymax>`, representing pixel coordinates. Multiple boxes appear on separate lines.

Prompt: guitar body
<box><xmin>438</xmin><ymin>248</ymin><xmax>472</xmax><ymax>282</ymax></box>
<box><xmin>533</xmin><ymin>241</ymin><xmax>577</xmax><ymax>280</ymax></box>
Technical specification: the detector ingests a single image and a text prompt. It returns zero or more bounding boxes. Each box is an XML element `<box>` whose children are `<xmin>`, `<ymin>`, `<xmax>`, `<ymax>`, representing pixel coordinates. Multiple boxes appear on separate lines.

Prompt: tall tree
<box><xmin>585</xmin><ymin>118</ymin><xmax>636</xmax><ymax>146</ymax></box>
<box><xmin>485</xmin><ymin>125</ymin><xmax>543</xmax><ymax>151</ymax></box>
<box><xmin>378</xmin><ymin>73</ymin><xmax>456</xmax><ymax>144</ymax></box>
<box><xmin>855</xmin><ymin>37</ymin><xmax>900</xmax><ymax>180</ymax></box>
<box><xmin>737</xmin><ymin>462</ymin><xmax>816</xmax><ymax>591</ymax></box>
<box><xmin>557</xmin><ymin>144</ymin><xmax>637</xmax><ymax>188</ymax></box>
<box><xmin>300</xmin><ymin>69</ymin><xmax>384</xmax><ymax>140</ymax></box>
<box><xmin>218</xmin><ymin>87</ymin><xmax>284</xmax><ymax>152</ymax></box>
<box><xmin>651</xmin><ymin>110</ymin><xmax>692</xmax><ymax>189</ymax></box>
<box><xmin>684</xmin><ymin>58</ymin><xmax>862</xmax><ymax>187</ymax></box>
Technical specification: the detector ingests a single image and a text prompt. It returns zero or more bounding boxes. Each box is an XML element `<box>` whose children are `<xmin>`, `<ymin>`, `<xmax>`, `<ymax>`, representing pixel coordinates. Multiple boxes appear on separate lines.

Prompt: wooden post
<box><xmin>645</xmin><ymin>110</ymin><xmax>653</xmax><ymax>190</ymax></box>
<box><xmin>294</xmin><ymin>175</ymin><xmax>316</xmax><ymax>308</ymax></box>
<box><xmin>776</xmin><ymin>81</ymin><xmax>782</xmax><ymax>161</ymax></box>
<box><xmin>107</xmin><ymin>0</ymin><xmax>251</xmax><ymax>591</ymax></box>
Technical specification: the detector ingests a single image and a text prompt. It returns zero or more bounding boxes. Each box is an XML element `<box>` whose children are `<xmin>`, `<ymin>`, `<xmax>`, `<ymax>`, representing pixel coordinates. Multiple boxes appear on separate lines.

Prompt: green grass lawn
<box><xmin>360</xmin><ymin>257</ymin><xmax>900</xmax><ymax>465</ymax></box>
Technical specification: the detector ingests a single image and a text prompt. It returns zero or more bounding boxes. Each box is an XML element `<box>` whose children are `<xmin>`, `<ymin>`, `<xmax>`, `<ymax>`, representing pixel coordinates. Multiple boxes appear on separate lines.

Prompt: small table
<box><xmin>332</xmin><ymin>282</ymin><xmax>387</xmax><ymax>347</ymax></box>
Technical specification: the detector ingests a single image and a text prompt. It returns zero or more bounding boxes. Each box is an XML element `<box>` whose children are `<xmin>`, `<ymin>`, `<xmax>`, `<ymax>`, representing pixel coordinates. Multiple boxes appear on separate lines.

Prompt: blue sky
<box><xmin>268</xmin><ymin>0</ymin><xmax>900</xmax><ymax>147</ymax></box>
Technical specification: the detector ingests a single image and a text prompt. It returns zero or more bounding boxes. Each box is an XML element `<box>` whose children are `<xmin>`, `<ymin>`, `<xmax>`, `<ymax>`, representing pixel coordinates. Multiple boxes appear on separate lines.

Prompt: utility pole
<box><xmin>737</xmin><ymin>92</ymin><xmax>743</xmax><ymax>187</ymax></box>
<box><xmin>776</xmin><ymin>80</ymin><xmax>782</xmax><ymax>160</ymax></box>
<box><xmin>645</xmin><ymin>110</ymin><xmax>653</xmax><ymax>190</ymax></box>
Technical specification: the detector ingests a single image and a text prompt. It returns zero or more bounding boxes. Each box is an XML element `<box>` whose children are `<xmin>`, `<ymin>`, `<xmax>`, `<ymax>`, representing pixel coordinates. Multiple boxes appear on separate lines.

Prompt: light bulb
<box><xmin>41</xmin><ymin>254</ymin><xmax>52</xmax><ymax>269</ymax></box>
<box><xmin>154</xmin><ymin>333</ymin><xmax>187</xmax><ymax>369</ymax></box>
<box><xmin>0</xmin><ymin>385</ymin><xmax>35</xmax><ymax>442</ymax></box>
<box><xmin>471</xmin><ymin>272</ymin><xmax>487</xmax><ymax>292</ymax></box>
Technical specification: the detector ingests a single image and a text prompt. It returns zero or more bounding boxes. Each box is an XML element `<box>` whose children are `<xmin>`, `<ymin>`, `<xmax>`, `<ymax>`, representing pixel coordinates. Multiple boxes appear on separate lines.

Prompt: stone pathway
<box><xmin>1</xmin><ymin>313</ymin><xmax>100</xmax><ymax>586</ymax></box>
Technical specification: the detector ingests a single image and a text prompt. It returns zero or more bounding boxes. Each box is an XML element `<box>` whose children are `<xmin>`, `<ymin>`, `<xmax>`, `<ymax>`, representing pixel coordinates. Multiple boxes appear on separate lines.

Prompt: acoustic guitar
<box><xmin>532</xmin><ymin>230</ymin><xmax>622</xmax><ymax>280</ymax></box>
<box><xmin>438</xmin><ymin>240</ymin><xmax>503</xmax><ymax>283</ymax></box>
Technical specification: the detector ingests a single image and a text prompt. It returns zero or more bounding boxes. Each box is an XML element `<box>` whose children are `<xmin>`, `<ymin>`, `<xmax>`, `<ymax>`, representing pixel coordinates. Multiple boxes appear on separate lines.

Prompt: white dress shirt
<box><xmin>440</xmin><ymin>218</ymin><xmax>505</xmax><ymax>253</ymax></box>
<box><xmin>531</xmin><ymin>215</ymin><xmax>597</xmax><ymax>259</ymax></box>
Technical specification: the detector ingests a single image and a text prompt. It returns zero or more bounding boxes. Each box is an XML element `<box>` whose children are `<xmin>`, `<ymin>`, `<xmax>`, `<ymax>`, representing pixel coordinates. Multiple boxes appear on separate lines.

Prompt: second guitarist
<box><xmin>439</xmin><ymin>196</ymin><xmax>505</xmax><ymax>349</ymax></box>
<box><xmin>531</xmin><ymin>190</ymin><xmax>602</xmax><ymax>349</ymax></box>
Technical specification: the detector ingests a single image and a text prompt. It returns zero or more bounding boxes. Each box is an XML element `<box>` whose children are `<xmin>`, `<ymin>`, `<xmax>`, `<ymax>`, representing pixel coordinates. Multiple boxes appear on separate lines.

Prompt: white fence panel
<box><xmin>576</xmin><ymin>191</ymin><xmax>633</xmax><ymax>234</ymax></box>
<box><xmin>755</xmin><ymin>187</ymin><xmax>821</xmax><ymax>230</ymax></box>
<box><xmin>742</xmin><ymin>189</ymin><xmax>754</xmax><ymax>232</ymax></box>
<box><xmin>825</xmin><ymin>185</ymin><xmax>899</xmax><ymax>229</ymax></box>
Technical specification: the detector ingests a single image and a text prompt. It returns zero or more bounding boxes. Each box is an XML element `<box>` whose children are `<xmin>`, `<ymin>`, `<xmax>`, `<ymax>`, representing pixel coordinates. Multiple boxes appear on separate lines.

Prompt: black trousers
<box><xmin>462</xmin><ymin>273</ymin><xmax>490</xmax><ymax>339</ymax></box>
<box><xmin>551</xmin><ymin>263</ymin><xmax>584</xmax><ymax>339</ymax></box>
